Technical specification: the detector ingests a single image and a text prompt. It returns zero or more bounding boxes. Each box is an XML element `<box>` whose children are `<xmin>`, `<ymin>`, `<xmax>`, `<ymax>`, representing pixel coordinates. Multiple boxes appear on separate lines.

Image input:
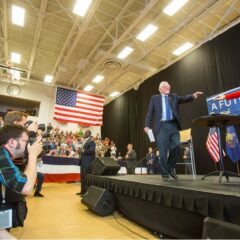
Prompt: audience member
<box><xmin>125</xmin><ymin>144</ymin><xmax>137</xmax><ymax>174</ymax></box>
<box><xmin>146</xmin><ymin>147</ymin><xmax>156</xmax><ymax>174</ymax></box>
<box><xmin>46</xmin><ymin>123</ymin><xmax>53</xmax><ymax>133</ymax></box>
<box><xmin>183</xmin><ymin>146</ymin><xmax>192</xmax><ymax>174</ymax></box>
<box><xmin>154</xmin><ymin>150</ymin><xmax>161</xmax><ymax>174</ymax></box>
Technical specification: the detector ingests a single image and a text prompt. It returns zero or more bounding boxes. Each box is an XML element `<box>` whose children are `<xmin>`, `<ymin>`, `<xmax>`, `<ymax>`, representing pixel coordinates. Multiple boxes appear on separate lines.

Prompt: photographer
<box><xmin>4</xmin><ymin>111</ymin><xmax>46</xmax><ymax>197</ymax></box>
<box><xmin>0</xmin><ymin>125</ymin><xmax>42</xmax><ymax>229</ymax></box>
<box><xmin>4</xmin><ymin>111</ymin><xmax>38</xmax><ymax>134</ymax></box>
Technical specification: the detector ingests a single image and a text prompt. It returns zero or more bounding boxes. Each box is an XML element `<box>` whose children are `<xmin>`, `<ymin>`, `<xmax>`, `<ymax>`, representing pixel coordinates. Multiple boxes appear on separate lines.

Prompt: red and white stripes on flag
<box><xmin>54</xmin><ymin>87</ymin><xmax>105</xmax><ymax>126</ymax></box>
<box><xmin>206</xmin><ymin>127</ymin><xmax>226</xmax><ymax>163</ymax></box>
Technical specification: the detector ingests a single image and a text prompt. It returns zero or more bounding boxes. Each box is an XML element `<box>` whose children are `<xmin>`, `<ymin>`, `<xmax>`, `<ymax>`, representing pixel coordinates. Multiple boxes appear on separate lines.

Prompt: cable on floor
<box><xmin>112</xmin><ymin>212</ymin><xmax>149</xmax><ymax>240</ymax></box>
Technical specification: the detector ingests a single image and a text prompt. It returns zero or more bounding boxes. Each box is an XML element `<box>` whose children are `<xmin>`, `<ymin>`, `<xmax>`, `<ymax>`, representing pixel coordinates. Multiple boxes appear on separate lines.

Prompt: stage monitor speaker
<box><xmin>81</xmin><ymin>186</ymin><xmax>115</xmax><ymax>217</ymax></box>
<box><xmin>91</xmin><ymin>157</ymin><xmax>120</xmax><ymax>175</ymax></box>
<box><xmin>202</xmin><ymin>217</ymin><xmax>240</xmax><ymax>239</ymax></box>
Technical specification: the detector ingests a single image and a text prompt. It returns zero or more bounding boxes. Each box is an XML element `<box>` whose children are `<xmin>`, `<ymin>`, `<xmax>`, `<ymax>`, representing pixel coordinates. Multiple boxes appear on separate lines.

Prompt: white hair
<box><xmin>159</xmin><ymin>81</ymin><xmax>169</xmax><ymax>89</ymax></box>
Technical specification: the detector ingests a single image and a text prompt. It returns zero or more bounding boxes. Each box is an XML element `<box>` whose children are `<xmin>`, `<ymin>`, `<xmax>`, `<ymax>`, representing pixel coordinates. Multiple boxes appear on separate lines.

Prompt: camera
<box><xmin>25</xmin><ymin>121</ymin><xmax>51</xmax><ymax>155</ymax></box>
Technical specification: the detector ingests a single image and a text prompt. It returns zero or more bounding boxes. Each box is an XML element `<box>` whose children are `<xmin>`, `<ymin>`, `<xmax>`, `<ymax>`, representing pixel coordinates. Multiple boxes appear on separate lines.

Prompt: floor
<box><xmin>10</xmin><ymin>183</ymin><xmax>157</xmax><ymax>239</ymax></box>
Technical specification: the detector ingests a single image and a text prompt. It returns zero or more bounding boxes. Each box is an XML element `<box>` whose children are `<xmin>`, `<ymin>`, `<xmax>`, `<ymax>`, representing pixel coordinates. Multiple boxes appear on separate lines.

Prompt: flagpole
<box><xmin>237</xmin><ymin>162</ymin><xmax>240</xmax><ymax>175</ymax></box>
<box><xmin>214</xmin><ymin>162</ymin><xmax>218</xmax><ymax>171</ymax></box>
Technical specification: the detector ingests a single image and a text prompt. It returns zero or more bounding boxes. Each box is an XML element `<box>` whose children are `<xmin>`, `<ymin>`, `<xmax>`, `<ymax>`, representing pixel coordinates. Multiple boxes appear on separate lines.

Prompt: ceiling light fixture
<box><xmin>109</xmin><ymin>91</ymin><xmax>119</xmax><ymax>97</ymax></box>
<box><xmin>172</xmin><ymin>42</ymin><xmax>193</xmax><ymax>56</ymax></box>
<box><xmin>84</xmin><ymin>85</ymin><xmax>94</xmax><ymax>92</ymax></box>
<box><xmin>73</xmin><ymin>0</ymin><xmax>92</xmax><ymax>17</ymax></box>
<box><xmin>92</xmin><ymin>75</ymin><xmax>104</xmax><ymax>83</ymax></box>
<box><xmin>136</xmin><ymin>24</ymin><xmax>158</xmax><ymax>42</ymax></box>
<box><xmin>11</xmin><ymin>52</ymin><xmax>21</xmax><ymax>64</ymax></box>
<box><xmin>117</xmin><ymin>47</ymin><xmax>134</xmax><ymax>59</ymax></box>
<box><xmin>12</xmin><ymin>5</ymin><xmax>25</xmax><ymax>26</ymax></box>
<box><xmin>44</xmin><ymin>75</ymin><xmax>53</xmax><ymax>83</ymax></box>
<box><xmin>163</xmin><ymin>0</ymin><xmax>188</xmax><ymax>16</ymax></box>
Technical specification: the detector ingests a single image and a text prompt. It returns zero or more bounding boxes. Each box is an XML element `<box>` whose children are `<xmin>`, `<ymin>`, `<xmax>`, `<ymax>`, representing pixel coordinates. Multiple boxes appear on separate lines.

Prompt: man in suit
<box><xmin>125</xmin><ymin>143</ymin><xmax>137</xmax><ymax>174</ymax></box>
<box><xmin>144</xmin><ymin>81</ymin><xmax>203</xmax><ymax>181</ymax></box>
<box><xmin>76</xmin><ymin>130</ymin><xmax>96</xmax><ymax>196</ymax></box>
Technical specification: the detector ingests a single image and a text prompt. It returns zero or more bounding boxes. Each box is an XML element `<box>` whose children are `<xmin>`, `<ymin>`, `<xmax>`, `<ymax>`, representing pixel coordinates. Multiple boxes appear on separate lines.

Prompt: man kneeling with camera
<box><xmin>0</xmin><ymin>124</ymin><xmax>42</xmax><ymax>231</ymax></box>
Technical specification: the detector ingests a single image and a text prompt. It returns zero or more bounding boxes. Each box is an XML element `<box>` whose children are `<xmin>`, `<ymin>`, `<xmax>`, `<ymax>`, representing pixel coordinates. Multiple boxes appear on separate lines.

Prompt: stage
<box><xmin>87</xmin><ymin>174</ymin><xmax>240</xmax><ymax>238</ymax></box>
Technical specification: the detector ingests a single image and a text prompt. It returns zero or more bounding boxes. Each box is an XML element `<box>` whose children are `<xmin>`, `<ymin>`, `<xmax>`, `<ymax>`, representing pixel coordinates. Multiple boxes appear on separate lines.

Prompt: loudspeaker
<box><xmin>81</xmin><ymin>186</ymin><xmax>115</xmax><ymax>217</ymax></box>
<box><xmin>202</xmin><ymin>217</ymin><xmax>240</xmax><ymax>239</ymax></box>
<box><xmin>91</xmin><ymin>157</ymin><xmax>120</xmax><ymax>175</ymax></box>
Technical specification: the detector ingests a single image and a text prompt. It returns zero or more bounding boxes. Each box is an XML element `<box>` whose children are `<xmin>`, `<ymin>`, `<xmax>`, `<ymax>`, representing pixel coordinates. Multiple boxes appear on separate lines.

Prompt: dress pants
<box><xmin>155</xmin><ymin>121</ymin><xmax>180</xmax><ymax>177</ymax></box>
<box><xmin>80</xmin><ymin>158</ymin><xmax>93</xmax><ymax>194</ymax></box>
<box><xmin>36</xmin><ymin>172</ymin><xmax>44</xmax><ymax>192</ymax></box>
<box><xmin>126</xmin><ymin>159</ymin><xmax>136</xmax><ymax>174</ymax></box>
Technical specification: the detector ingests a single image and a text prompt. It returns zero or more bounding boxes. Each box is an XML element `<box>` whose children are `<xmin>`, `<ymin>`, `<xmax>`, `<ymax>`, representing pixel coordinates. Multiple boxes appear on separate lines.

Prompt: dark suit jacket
<box><xmin>145</xmin><ymin>93</ymin><xmax>195</xmax><ymax>135</ymax></box>
<box><xmin>126</xmin><ymin>149</ymin><xmax>137</xmax><ymax>162</ymax></box>
<box><xmin>81</xmin><ymin>138</ymin><xmax>96</xmax><ymax>168</ymax></box>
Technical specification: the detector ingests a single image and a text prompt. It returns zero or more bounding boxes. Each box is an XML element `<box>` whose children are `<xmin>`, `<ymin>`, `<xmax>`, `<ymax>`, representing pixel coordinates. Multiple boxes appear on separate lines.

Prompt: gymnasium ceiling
<box><xmin>1</xmin><ymin>0</ymin><xmax>240</xmax><ymax>104</ymax></box>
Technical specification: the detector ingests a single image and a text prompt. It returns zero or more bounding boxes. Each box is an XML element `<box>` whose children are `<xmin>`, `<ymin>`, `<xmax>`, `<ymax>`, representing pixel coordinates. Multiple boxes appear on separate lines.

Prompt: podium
<box><xmin>193</xmin><ymin>114</ymin><xmax>240</xmax><ymax>183</ymax></box>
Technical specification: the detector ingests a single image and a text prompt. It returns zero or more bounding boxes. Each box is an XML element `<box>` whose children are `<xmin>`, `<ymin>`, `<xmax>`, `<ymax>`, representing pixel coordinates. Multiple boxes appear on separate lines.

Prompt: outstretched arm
<box><xmin>177</xmin><ymin>91</ymin><xmax>203</xmax><ymax>104</ymax></box>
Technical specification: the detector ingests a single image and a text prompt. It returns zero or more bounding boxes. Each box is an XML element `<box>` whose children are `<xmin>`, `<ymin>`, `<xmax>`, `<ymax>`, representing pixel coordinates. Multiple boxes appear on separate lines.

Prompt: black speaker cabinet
<box><xmin>81</xmin><ymin>186</ymin><xmax>115</xmax><ymax>217</ymax></box>
<box><xmin>202</xmin><ymin>217</ymin><xmax>240</xmax><ymax>239</ymax></box>
<box><xmin>91</xmin><ymin>157</ymin><xmax>120</xmax><ymax>175</ymax></box>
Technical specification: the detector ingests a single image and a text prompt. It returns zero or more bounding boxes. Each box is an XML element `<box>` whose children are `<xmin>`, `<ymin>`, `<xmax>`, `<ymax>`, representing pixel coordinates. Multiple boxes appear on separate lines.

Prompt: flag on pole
<box><xmin>54</xmin><ymin>87</ymin><xmax>105</xmax><ymax>126</ymax></box>
<box><xmin>206</xmin><ymin>127</ymin><xmax>226</xmax><ymax>162</ymax></box>
<box><xmin>226</xmin><ymin>126</ymin><xmax>240</xmax><ymax>163</ymax></box>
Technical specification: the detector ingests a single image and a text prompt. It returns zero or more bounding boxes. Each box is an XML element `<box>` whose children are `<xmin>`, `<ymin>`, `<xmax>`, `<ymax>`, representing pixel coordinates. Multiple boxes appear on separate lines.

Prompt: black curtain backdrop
<box><xmin>101</xmin><ymin>24</ymin><xmax>240</xmax><ymax>174</ymax></box>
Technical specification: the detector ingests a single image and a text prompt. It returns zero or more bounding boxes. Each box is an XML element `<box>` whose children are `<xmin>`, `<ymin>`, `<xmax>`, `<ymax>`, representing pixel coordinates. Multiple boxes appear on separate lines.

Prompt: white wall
<box><xmin>0</xmin><ymin>81</ymin><xmax>101</xmax><ymax>135</ymax></box>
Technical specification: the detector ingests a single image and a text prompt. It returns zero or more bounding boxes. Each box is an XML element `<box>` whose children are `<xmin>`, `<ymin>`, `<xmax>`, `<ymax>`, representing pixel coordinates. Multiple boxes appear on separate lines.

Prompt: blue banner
<box><xmin>207</xmin><ymin>87</ymin><xmax>240</xmax><ymax>115</ymax></box>
<box><xmin>206</xmin><ymin>87</ymin><xmax>240</xmax><ymax>163</ymax></box>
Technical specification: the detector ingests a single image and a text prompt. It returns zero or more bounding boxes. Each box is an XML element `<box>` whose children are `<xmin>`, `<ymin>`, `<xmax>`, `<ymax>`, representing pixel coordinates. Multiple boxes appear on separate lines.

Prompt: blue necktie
<box><xmin>164</xmin><ymin>96</ymin><xmax>172</xmax><ymax>120</ymax></box>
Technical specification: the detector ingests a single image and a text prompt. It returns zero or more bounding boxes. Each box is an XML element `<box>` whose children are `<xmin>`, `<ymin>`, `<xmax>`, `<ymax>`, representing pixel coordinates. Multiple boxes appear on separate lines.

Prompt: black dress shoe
<box><xmin>169</xmin><ymin>171</ymin><xmax>179</xmax><ymax>180</ymax></box>
<box><xmin>80</xmin><ymin>193</ymin><xmax>87</xmax><ymax>197</ymax></box>
<box><xmin>34</xmin><ymin>191</ymin><xmax>44</xmax><ymax>197</ymax></box>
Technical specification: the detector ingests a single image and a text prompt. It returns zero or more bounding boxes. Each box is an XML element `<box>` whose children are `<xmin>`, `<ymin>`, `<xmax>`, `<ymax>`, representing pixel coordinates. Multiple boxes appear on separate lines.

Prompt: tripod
<box><xmin>193</xmin><ymin>114</ymin><xmax>240</xmax><ymax>183</ymax></box>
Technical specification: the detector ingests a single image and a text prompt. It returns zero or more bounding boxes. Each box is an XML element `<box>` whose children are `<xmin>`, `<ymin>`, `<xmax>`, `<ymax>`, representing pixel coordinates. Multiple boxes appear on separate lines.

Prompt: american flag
<box><xmin>206</xmin><ymin>127</ymin><xmax>225</xmax><ymax>162</ymax></box>
<box><xmin>54</xmin><ymin>87</ymin><xmax>104</xmax><ymax>126</ymax></box>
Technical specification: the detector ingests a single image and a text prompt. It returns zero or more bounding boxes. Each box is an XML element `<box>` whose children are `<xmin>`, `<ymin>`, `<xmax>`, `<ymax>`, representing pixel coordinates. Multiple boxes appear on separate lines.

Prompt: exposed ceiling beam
<box><xmin>51</xmin><ymin>0</ymin><xmax>101</xmax><ymax>85</ymax></box>
<box><xmin>209</xmin><ymin>0</ymin><xmax>237</xmax><ymax>35</ymax></box>
<box><xmin>111</xmin><ymin>14</ymin><xmax>240</xmax><ymax>104</ymax></box>
<box><xmin>26</xmin><ymin>0</ymin><xmax>48</xmax><ymax>81</ymax></box>
<box><xmin>67</xmin><ymin>0</ymin><xmax>135</xmax><ymax>88</ymax></box>
<box><xmin>75</xmin><ymin>0</ymin><xmax>159</xmax><ymax>90</ymax></box>
<box><xmin>97</xmin><ymin>0</ymin><xmax>221</xmax><ymax>94</ymax></box>
<box><xmin>2</xmin><ymin>0</ymin><xmax>8</xmax><ymax>64</ymax></box>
